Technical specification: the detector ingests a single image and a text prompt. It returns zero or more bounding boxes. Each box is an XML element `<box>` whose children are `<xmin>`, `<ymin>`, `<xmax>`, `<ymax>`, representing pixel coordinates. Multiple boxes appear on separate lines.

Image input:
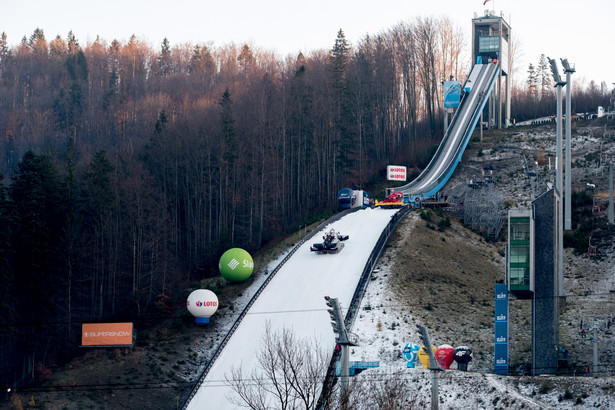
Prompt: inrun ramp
<box><xmin>397</xmin><ymin>62</ymin><xmax>499</xmax><ymax>199</ymax></box>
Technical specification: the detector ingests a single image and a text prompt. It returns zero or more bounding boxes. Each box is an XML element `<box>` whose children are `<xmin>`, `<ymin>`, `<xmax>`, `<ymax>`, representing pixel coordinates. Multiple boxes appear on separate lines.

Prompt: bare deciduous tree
<box><xmin>437</xmin><ymin>16</ymin><xmax>467</xmax><ymax>84</ymax></box>
<box><xmin>226</xmin><ymin>323</ymin><xmax>330</xmax><ymax>410</ymax></box>
<box><xmin>414</xmin><ymin>17</ymin><xmax>440</xmax><ymax>133</ymax></box>
<box><xmin>226</xmin><ymin>323</ymin><xmax>424</xmax><ymax>410</ymax></box>
<box><xmin>344</xmin><ymin>370</ymin><xmax>424</xmax><ymax>410</ymax></box>
<box><xmin>508</xmin><ymin>32</ymin><xmax>523</xmax><ymax>91</ymax></box>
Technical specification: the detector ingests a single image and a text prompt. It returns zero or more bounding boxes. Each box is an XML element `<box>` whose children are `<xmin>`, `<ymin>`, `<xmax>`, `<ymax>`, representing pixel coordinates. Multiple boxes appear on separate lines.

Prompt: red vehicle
<box><xmin>374</xmin><ymin>189</ymin><xmax>407</xmax><ymax>209</ymax></box>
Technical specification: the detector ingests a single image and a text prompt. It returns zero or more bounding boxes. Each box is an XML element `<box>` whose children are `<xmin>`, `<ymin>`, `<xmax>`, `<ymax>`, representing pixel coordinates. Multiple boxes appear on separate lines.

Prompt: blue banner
<box><xmin>443</xmin><ymin>81</ymin><xmax>461</xmax><ymax>108</ymax></box>
<box><xmin>495</xmin><ymin>300</ymin><xmax>508</xmax><ymax>322</ymax></box>
<box><xmin>495</xmin><ymin>321</ymin><xmax>508</xmax><ymax>343</ymax></box>
<box><xmin>494</xmin><ymin>344</ymin><xmax>508</xmax><ymax>370</ymax></box>
<box><xmin>494</xmin><ymin>283</ymin><xmax>509</xmax><ymax>374</ymax></box>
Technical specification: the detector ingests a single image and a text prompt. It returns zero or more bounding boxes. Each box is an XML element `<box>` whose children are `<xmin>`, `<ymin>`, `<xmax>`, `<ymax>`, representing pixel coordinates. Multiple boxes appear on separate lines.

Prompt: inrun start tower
<box><xmin>472</xmin><ymin>10</ymin><xmax>512</xmax><ymax>128</ymax></box>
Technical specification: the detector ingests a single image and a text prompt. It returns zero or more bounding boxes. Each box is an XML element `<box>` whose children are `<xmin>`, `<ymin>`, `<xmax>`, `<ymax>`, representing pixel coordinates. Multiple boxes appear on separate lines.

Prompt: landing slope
<box><xmin>187</xmin><ymin>207</ymin><xmax>398</xmax><ymax>409</ymax></box>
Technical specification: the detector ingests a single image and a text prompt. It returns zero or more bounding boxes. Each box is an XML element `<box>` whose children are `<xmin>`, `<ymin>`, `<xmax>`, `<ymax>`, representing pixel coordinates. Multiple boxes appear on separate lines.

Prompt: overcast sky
<box><xmin>1</xmin><ymin>0</ymin><xmax>613</xmax><ymax>87</ymax></box>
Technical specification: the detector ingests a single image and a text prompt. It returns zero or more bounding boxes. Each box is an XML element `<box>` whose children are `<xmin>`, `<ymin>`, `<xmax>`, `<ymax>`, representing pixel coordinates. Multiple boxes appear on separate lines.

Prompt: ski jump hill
<box><xmin>182</xmin><ymin>62</ymin><xmax>499</xmax><ymax>410</ymax></box>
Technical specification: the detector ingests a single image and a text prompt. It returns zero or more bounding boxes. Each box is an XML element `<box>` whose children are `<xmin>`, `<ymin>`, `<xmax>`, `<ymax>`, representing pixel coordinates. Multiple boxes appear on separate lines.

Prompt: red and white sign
<box><xmin>387</xmin><ymin>165</ymin><xmax>407</xmax><ymax>181</ymax></box>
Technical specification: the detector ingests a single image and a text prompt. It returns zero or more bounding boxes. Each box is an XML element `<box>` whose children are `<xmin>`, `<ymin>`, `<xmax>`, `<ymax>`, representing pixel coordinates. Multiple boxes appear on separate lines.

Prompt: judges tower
<box><xmin>472</xmin><ymin>10</ymin><xmax>512</xmax><ymax>128</ymax></box>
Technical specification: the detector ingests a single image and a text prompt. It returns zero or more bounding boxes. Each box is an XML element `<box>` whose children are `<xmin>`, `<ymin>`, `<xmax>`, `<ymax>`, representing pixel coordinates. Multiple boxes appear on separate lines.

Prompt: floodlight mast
<box><xmin>549</xmin><ymin>57</ymin><xmax>566</xmax><ymax>298</ymax></box>
<box><xmin>324</xmin><ymin>296</ymin><xmax>355</xmax><ymax>401</ymax></box>
<box><xmin>561</xmin><ymin>58</ymin><xmax>575</xmax><ymax>231</ymax></box>
<box><xmin>324</xmin><ymin>297</ymin><xmax>352</xmax><ymax>345</ymax></box>
<box><xmin>417</xmin><ymin>325</ymin><xmax>442</xmax><ymax>410</ymax></box>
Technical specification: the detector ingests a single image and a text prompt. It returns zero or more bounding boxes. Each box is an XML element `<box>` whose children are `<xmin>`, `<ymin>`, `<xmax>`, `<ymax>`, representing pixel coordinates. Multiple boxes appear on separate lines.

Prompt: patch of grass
<box><xmin>438</xmin><ymin>216</ymin><xmax>451</xmax><ymax>231</ymax></box>
<box><xmin>538</xmin><ymin>380</ymin><xmax>552</xmax><ymax>394</ymax></box>
<box><xmin>420</xmin><ymin>209</ymin><xmax>433</xmax><ymax>221</ymax></box>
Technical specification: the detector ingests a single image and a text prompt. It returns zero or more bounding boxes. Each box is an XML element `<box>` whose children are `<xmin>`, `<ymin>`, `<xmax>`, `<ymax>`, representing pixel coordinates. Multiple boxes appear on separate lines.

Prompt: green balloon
<box><xmin>219</xmin><ymin>248</ymin><xmax>254</xmax><ymax>281</ymax></box>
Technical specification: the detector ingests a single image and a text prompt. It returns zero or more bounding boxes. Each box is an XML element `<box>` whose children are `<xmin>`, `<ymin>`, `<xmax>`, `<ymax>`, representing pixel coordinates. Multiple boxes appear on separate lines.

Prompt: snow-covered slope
<box><xmin>187</xmin><ymin>207</ymin><xmax>398</xmax><ymax>409</ymax></box>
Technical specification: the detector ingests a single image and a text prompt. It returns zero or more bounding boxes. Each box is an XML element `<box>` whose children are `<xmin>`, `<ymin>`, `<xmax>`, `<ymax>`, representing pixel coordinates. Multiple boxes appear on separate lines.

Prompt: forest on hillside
<box><xmin>0</xmin><ymin>17</ymin><xmax>610</xmax><ymax>391</ymax></box>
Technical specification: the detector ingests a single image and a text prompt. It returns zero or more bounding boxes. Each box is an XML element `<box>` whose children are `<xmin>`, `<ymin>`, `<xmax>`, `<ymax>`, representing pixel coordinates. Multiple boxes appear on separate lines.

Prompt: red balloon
<box><xmin>436</xmin><ymin>344</ymin><xmax>455</xmax><ymax>369</ymax></box>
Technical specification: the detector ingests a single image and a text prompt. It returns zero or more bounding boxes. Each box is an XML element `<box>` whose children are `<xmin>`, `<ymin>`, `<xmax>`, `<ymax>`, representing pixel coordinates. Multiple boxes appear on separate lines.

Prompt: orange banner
<box><xmin>81</xmin><ymin>323</ymin><xmax>133</xmax><ymax>346</ymax></box>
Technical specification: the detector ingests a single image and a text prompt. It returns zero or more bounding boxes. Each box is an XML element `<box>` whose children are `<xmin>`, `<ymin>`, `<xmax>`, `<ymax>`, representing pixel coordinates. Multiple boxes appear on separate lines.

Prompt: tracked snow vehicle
<box><xmin>310</xmin><ymin>229</ymin><xmax>349</xmax><ymax>254</ymax></box>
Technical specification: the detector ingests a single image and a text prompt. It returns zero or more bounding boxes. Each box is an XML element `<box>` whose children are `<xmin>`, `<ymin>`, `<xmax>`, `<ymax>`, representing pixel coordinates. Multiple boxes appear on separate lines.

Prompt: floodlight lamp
<box><xmin>560</xmin><ymin>58</ymin><xmax>575</xmax><ymax>73</ymax></box>
<box><xmin>548</xmin><ymin>58</ymin><xmax>562</xmax><ymax>83</ymax></box>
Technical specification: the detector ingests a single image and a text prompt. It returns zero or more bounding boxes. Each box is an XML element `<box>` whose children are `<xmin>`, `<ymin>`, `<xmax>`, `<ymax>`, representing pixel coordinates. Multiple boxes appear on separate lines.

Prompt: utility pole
<box><xmin>609</xmin><ymin>162</ymin><xmax>614</xmax><ymax>225</ymax></box>
<box><xmin>324</xmin><ymin>296</ymin><xmax>355</xmax><ymax>404</ymax></box>
<box><xmin>593</xmin><ymin>325</ymin><xmax>598</xmax><ymax>376</ymax></box>
<box><xmin>417</xmin><ymin>325</ymin><xmax>442</xmax><ymax>410</ymax></box>
<box><xmin>580</xmin><ymin>315</ymin><xmax>610</xmax><ymax>377</ymax></box>
<box><xmin>480</xmin><ymin>111</ymin><xmax>484</xmax><ymax>142</ymax></box>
